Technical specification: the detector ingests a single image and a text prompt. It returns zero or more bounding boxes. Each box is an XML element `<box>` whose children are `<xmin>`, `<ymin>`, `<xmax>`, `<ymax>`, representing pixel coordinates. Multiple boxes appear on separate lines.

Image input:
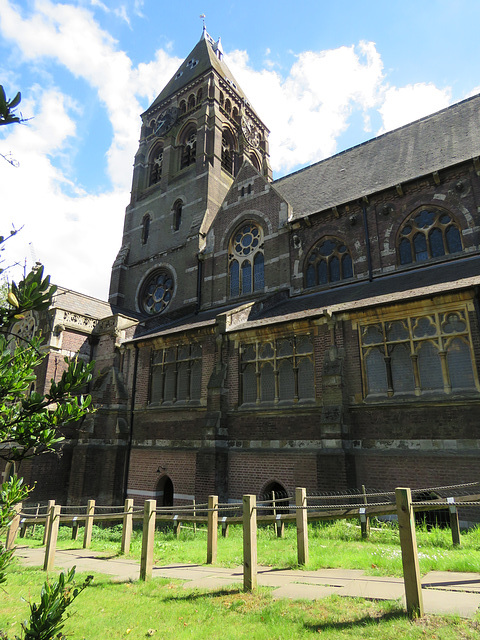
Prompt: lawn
<box><xmin>2</xmin><ymin>520</ymin><xmax>480</xmax><ymax>639</ymax></box>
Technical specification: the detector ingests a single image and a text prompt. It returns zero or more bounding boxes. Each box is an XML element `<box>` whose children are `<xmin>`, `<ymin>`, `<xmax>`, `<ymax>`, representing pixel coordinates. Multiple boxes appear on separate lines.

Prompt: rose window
<box><xmin>233</xmin><ymin>224</ymin><xmax>260</xmax><ymax>256</ymax></box>
<box><xmin>141</xmin><ymin>269</ymin><xmax>174</xmax><ymax>314</ymax></box>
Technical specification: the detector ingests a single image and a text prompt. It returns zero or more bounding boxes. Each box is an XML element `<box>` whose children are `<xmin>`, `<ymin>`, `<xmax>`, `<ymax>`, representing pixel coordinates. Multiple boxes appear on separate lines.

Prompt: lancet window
<box><xmin>240</xmin><ymin>335</ymin><xmax>315</xmax><ymax>405</ymax></box>
<box><xmin>229</xmin><ymin>222</ymin><xmax>264</xmax><ymax>297</ymax></box>
<box><xmin>398</xmin><ymin>208</ymin><xmax>463</xmax><ymax>265</ymax></box>
<box><xmin>359</xmin><ymin>305</ymin><xmax>480</xmax><ymax>398</ymax></box>
<box><xmin>305</xmin><ymin>238</ymin><xmax>353</xmax><ymax>288</ymax></box>
<box><xmin>150</xmin><ymin>343</ymin><xmax>202</xmax><ymax>405</ymax></box>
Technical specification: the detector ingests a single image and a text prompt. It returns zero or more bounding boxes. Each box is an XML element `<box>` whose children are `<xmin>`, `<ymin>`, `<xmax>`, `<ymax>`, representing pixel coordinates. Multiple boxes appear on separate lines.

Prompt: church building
<box><xmin>11</xmin><ymin>30</ymin><xmax>480</xmax><ymax>510</ymax></box>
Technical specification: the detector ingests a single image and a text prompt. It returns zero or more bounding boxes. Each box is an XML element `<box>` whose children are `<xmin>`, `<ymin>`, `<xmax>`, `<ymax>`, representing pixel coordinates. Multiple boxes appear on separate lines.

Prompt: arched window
<box><xmin>180</xmin><ymin>127</ymin><xmax>196</xmax><ymax>169</ymax></box>
<box><xmin>179</xmin><ymin>100</ymin><xmax>186</xmax><ymax>114</ymax></box>
<box><xmin>305</xmin><ymin>238</ymin><xmax>353</xmax><ymax>288</ymax></box>
<box><xmin>141</xmin><ymin>214</ymin><xmax>151</xmax><ymax>245</ymax></box>
<box><xmin>221</xmin><ymin>129</ymin><xmax>236</xmax><ymax>174</ymax></box>
<box><xmin>224</xmin><ymin>98</ymin><xmax>232</xmax><ymax>114</ymax></box>
<box><xmin>398</xmin><ymin>208</ymin><xmax>463</xmax><ymax>265</ymax></box>
<box><xmin>140</xmin><ymin>268</ymin><xmax>174</xmax><ymax>315</ymax></box>
<box><xmin>232</xmin><ymin>106</ymin><xmax>239</xmax><ymax>120</ymax></box>
<box><xmin>148</xmin><ymin>145</ymin><xmax>163</xmax><ymax>186</ymax></box>
<box><xmin>219</xmin><ymin>91</ymin><xmax>224</xmax><ymax>107</ymax></box>
<box><xmin>229</xmin><ymin>222</ymin><xmax>264</xmax><ymax>297</ymax></box>
<box><xmin>196</xmin><ymin>88</ymin><xmax>203</xmax><ymax>104</ymax></box>
<box><xmin>173</xmin><ymin>200</ymin><xmax>182</xmax><ymax>231</ymax></box>
<box><xmin>187</xmin><ymin>93</ymin><xmax>195</xmax><ymax>110</ymax></box>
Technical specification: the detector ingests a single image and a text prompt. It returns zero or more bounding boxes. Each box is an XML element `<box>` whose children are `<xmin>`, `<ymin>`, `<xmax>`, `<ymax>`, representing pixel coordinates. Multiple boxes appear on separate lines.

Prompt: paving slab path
<box><xmin>15</xmin><ymin>546</ymin><xmax>480</xmax><ymax>619</ymax></box>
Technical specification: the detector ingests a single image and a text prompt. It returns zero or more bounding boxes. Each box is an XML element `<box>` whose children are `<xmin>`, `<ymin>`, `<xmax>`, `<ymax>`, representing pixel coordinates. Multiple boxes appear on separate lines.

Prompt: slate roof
<box><xmin>125</xmin><ymin>254</ymin><xmax>480</xmax><ymax>341</ymax></box>
<box><xmin>52</xmin><ymin>287</ymin><xmax>118</xmax><ymax>319</ymax></box>
<box><xmin>146</xmin><ymin>30</ymin><xmax>251</xmax><ymax>114</ymax></box>
<box><xmin>274</xmin><ymin>93</ymin><xmax>480</xmax><ymax>221</ymax></box>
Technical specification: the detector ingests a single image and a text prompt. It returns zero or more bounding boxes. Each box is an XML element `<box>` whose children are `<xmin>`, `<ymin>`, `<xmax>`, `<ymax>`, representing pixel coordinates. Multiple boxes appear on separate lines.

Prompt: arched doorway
<box><xmin>261</xmin><ymin>481</ymin><xmax>289</xmax><ymax>515</ymax></box>
<box><xmin>157</xmin><ymin>475</ymin><xmax>174</xmax><ymax>507</ymax></box>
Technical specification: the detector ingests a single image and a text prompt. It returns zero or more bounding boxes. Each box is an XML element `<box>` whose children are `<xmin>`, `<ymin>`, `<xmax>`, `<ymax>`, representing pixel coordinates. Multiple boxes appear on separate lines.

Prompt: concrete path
<box><xmin>15</xmin><ymin>546</ymin><xmax>480</xmax><ymax>619</ymax></box>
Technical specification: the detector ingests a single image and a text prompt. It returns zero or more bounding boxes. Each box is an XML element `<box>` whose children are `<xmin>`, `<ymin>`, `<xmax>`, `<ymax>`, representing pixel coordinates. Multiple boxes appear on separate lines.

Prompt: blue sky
<box><xmin>1</xmin><ymin>0</ymin><xmax>479</xmax><ymax>299</ymax></box>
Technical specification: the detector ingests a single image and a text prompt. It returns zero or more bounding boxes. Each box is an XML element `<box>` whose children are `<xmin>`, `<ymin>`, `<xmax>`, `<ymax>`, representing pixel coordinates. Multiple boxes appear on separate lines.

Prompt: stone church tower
<box><xmin>109</xmin><ymin>29</ymin><xmax>272</xmax><ymax>317</ymax></box>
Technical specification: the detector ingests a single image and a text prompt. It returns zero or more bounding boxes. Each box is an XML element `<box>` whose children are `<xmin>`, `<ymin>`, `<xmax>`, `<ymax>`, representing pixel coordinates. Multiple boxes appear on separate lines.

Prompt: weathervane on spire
<box><xmin>200</xmin><ymin>14</ymin><xmax>206</xmax><ymax>31</ymax></box>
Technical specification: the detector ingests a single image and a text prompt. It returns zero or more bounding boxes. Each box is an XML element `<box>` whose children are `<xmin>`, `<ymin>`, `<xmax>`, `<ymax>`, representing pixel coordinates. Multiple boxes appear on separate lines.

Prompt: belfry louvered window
<box><xmin>359</xmin><ymin>305</ymin><xmax>480</xmax><ymax>398</ymax></box>
<box><xmin>150</xmin><ymin>343</ymin><xmax>202</xmax><ymax>405</ymax></box>
<box><xmin>240</xmin><ymin>335</ymin><xmax>315</xmax><ymax>405</ymax></box>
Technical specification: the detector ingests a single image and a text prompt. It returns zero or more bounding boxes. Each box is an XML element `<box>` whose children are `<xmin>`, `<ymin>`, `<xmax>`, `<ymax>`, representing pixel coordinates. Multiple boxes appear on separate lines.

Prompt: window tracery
<box><xmin>398</xmin><ymin>208</ymin><xmax>463</xmax><ymax>265</ymax></box>
<box><xmin>240</xmin><ymin>335</ymin><xmax>315</xmax><ymax>405</ymax></box>
<box><xmin>305</xmin><ymin>238</ymin><xmax>353</xmax><ymax>288</ymax></box>
<box><xmin>180</xmin><ymin>127</ymin><xmax>196</xmax><ymax>169</ymax></box>
<box><xmin>229</xmin><ymin>222</ymin><xmax>264</xmax><ymax>297</ymax></box>
<box><xmin>359</xmin><ymin>306</ymin><xmax>480</xmax><ymax>398</ymax></box>
<box><xmin>150</xmin><ymin>343</ymin><xmax>202</xmax><ymax>405</ymax></box>
<box><xmin>140</xmin><ymin>268</ymin><xmax>174</xmax><ymax>315</ymax></box>
<box><xmin>221</xmin><ymin>129</ymin><xmax>235</xmax><ymax>174</ymax></box>
<box><xmin>148</xmin><ymin>145</ymin><xmax>163</xmax><ymax>186</ymax></box>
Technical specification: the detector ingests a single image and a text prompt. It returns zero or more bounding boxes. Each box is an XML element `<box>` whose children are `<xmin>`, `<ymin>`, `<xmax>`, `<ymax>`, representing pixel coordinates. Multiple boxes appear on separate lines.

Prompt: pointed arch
<box><xmin>172</xmin><ymin>199</ymin><xmax>183</xmax><ymax>231</ymax></box>
<box><xmin>304</xmin><ymin>237</ymin><xmax>354</xmax><ymax>288</ymax></box>
<box><xmin>148</xmin><ymin>142</ymin><xmax>164</xmax><ymax>186</ymax></box>
<box><xmin>221</xmin><ymin>127</ymin><xmax>237</xmax><ymax>175</ymax></box>
<box><xmin>229</xmin><ymin>221</ymin><xmax>264</xmax><ymax>297</ymax></box>
<box><xmin>156</xmin><ymin>475</ymin><xmax>174</xmax><ymax>507</ymax></box>
<box><xmin>179</xmin><ymin>124</ymin><xmax>197</xmax><ymax>169</ymax></box>
<box><xmin>397</xmin><ymin>206</ymin><xmax>464</xmax><ymax>265</ymax></box>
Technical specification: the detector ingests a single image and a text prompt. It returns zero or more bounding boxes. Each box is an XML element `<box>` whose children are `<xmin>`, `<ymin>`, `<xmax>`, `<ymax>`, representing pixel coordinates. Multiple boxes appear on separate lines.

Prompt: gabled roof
<box><xmin>145</xmin><ymin>29</ymin><xmax>249</xmax><ymax>114</ymax></box>
<box><xmin>274</xmin><ymin>93</ymin><xmax>480</xmax><ymax>221</ymax></box>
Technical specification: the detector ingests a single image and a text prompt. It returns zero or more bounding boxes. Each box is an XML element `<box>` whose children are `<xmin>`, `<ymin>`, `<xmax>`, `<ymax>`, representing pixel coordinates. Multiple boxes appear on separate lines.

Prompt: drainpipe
<box><xmin>196</xmin><ymin>254</ymin><xmax>203</xmax><ymax>314</ymax></box>
<box><xmin>123</xmin><ymin>343</ymin><xmax>139</xmax><ymax>500</ymax></box>
<box><xmin>361</xmin><ymin>198</ymin><xmax>373</xmax><ymax>282</ymax></box>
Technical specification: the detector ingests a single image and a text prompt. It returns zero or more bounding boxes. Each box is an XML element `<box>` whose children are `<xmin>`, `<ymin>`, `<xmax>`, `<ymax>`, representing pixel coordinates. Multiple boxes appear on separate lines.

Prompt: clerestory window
<box><xmin>305</xmin><ymin>238</ymin><xmax>353</xmax><ymax>288</ymax></box>
<box><xmin>221</xmin><ymin>130</ymin><xmax>235</xmax><ymax>174</ymax></box>
<box><xmin>229</xmin><ymin>222</ymin><xmax>264</xmax><ymax>297</ymax></box>
<box><xmin>398</xmin><ymin>208</ymin><xmax>463</xmax><ymax>265</ymax></box>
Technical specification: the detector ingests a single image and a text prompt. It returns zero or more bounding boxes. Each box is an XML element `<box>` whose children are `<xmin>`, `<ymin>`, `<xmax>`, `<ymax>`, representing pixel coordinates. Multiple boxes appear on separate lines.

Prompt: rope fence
<box><xmin>6</xmin><ymin>482</ymin><xmax>480</xmax><ymax>618</ymax></box>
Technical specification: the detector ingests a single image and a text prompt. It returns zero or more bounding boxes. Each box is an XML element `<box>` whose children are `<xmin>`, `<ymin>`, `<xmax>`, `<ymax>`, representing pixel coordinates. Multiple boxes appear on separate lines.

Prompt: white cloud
<box><xmin>378</xmin><ymin>83</ymin><xmax>451</xmax><ymax>134</ymax></box>
<box><xmin>0</xmin><ymin>0</ymin><xmax>464</xmax><ymax>303</ymax></box>
<box><xmin>228</xmin><ymin>41</ymin><xmax>385</xmax><ymax>173</ymax></box>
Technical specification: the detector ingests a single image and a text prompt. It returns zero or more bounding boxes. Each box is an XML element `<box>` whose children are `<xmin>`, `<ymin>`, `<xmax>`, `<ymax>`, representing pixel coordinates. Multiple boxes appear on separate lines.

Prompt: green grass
<box><xmin>18</xmin><ymin>519</ymin><xmax>480</xmax><ymax>577</ymax></box>
<box><xmin>4</xmin><ymin>521</ymin><xmax>480</xmax><ymax>638</ymax></box>
<box><xmin>1</xmin><ymin>563</ymin><xmax>480</xmax><ymax>640</ymax></box>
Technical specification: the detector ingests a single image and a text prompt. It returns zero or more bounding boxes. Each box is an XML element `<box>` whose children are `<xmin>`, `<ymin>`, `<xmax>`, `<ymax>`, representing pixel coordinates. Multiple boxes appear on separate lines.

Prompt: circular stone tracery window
<box><xmin>140</xmin><ymin>269</ymin><xmax>174</xmax><ymax>314</ymax></box>
<box><xmin>233</xmin><ymin>223</ymin><xmax>261</xmax><ymax>257</ymax></box>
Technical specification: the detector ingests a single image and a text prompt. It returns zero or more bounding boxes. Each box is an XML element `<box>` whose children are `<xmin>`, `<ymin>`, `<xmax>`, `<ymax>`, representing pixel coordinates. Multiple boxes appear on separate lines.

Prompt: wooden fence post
<box><xmin>276</xmin><ymin>514</ymin><xmax>285</xmax><ymax>538</ymax></box>
<box><xmin>447</xmin><ymin>497</ymin><xmax>461</xmax><ymax>547</ymax></box>
<box><xmin>31</xmin><ymin>503</ymin><xmax>40</xmax><ymax>536</ymax></box>
<box><xmin>83</xmin><ymin>499</ymin><xmax>95</xmax><ymax>549</ymax></box>
<box><xmin>243</xmin><ymin>494</ymin><xmax>257</xmax><ymax>591</ymax></box>
<box><xmin>207</xmin><ymin>495</ymin><xmax>218</xmax><ymax>564</ymax></box>
<box><xmin>5</xmin><ymin>502</ymin><xmax>22</xmax><ymax>550</ymax></box>
<box><xmin>121</xmin><ymin>498</ymin><xmax>134</xmax><ymax>554</ymax></box>
<box><xmin>296</xmin><ymin>487</ymin><xmax>309</xmax><ymax>566</ymax></box>
<box><xmin>396</xmin><ymin>487</ymin><xmax>424</xmax><ymax>618</ymax></box>
<box><xmin>42</xmin><ymin>500</ymin><xmax>55</xmax><ymax>545</ymax></box>
<box><xmin>360</xmin><ymin>484</ymin><xmax>370</xmax><ymax>540</ymax></box>
<box><xmin>140</xmin><ymin>499</ymin><xmax>156</xmax><ymax>581</ymax></box>
<box><xmin>43</xmin><ymin>504</ymin><xmax>61</xmax><ymax>571</ymax></box>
